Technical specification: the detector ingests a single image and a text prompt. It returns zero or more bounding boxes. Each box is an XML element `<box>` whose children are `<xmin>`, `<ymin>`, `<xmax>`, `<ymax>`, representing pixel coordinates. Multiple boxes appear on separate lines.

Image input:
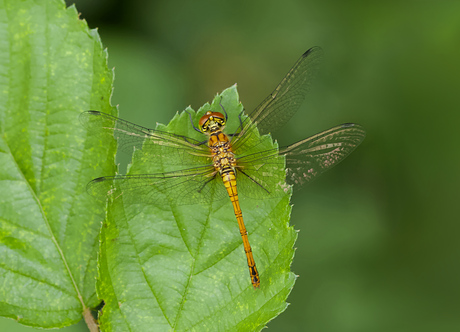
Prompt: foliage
<box><xmin>96</xmin><ymin>87</ymin><xmax>297</xmax><ymax>331</ymax></box>
<box><xmin>0</xmin><ymin>1</ymin><xmax>296</xmax><ymax>331</ymax></box>
<box><xmin>0</xmin><ymin>0</ymin><xmax>116</xmax><ymax>329</ymax></box>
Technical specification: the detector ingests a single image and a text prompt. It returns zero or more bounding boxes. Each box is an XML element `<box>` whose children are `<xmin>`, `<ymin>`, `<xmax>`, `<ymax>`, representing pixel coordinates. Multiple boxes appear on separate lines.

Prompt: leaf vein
<box><xmin>172</xmin><ymin>200</ymin><xmax>214</xmax><ymax>330</ymax></box>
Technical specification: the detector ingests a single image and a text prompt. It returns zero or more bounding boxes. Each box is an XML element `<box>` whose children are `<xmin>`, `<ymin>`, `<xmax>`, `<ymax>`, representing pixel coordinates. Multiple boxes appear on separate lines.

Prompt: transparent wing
<box><xmin>231</xmin><ymin>47</ymin><xmax>324</xmax><ymax>154</ymax></box>
<box><xmin>87</xmin><ymin>165</ymin><xmax>229</xmax><ymax>206</ymax></box>
<box><xmin>235</xmin><ymin>123</ymin><xmax>366</xmax><ymax>198</ymax></box>
<box><xmin>80</xmin><ymin>111</ymin><xmax>210</xmax><ymax>165</ymax></box>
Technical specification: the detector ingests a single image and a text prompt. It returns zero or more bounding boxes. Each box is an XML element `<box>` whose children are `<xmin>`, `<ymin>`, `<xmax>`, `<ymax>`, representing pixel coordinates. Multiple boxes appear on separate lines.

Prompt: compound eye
<box><xmin>198</xmin><ymin>111</ymin><xmax>212</xmax><ymax>129</ymax></box>
<box><xmin>198</xmin><ymin>111</ymin><xmax>225</xmax><ymax>132</ymax></box>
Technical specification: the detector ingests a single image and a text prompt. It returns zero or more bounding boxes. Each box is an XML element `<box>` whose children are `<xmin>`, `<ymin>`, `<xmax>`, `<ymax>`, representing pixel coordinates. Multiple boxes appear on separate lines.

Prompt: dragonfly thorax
<box><xmin>199</xmin><ymin>111</ymin><xmax>226</xmax><ymax>134</ymax></box>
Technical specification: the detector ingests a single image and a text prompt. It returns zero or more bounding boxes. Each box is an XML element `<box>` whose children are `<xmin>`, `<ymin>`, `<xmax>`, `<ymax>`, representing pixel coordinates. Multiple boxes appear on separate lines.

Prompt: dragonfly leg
<box><xmin>237</xmin><ymin>109</ymin><xmax>244</xmax><ymax>128</ymax></box>
<box><xmin>186</xmin><ymin>110</ymin><xmax>202</xmax><ymax>133</ymax></box>
<box><xmin>197</xmin><ymin>173</ymin><xmax>217</xmax><ymax>194</ymax></box>
<box><xmin>238</xmin><ymin>169</ymin><xmax>270</xmax><ymax>194</ymax></box>
<box><xmin>227</xmin><ymin>110</ymin><xmax>246</xmax><ymax>138</ymax></box>
<box><xmin>218</xmin><ymin>96</ymin><xmax>228</xmax><ymax>122</ymax></box>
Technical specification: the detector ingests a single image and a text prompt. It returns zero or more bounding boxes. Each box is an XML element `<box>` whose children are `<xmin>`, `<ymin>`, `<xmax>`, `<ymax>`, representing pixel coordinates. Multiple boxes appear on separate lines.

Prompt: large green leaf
<box><xmin>0</xmin><ymin>0</ymin><xmax>116</xmax><ymax>328</ymax></box>
<box><xmin>97</xmin><ymin>86</ymin><xmax>297</xmax><ymax>331</ymax></box>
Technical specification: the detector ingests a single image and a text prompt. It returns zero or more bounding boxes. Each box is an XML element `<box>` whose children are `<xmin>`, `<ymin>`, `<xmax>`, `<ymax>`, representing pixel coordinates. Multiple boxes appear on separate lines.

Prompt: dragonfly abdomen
<box><xmin>208</xmin><ymin>130</ymin><xmax>261</xmax><ymax>288</ymax></box>
<box><xmin>220</xmin><ymin>167</ymin><xmax>260</xmax><ymax>288</ymax></box>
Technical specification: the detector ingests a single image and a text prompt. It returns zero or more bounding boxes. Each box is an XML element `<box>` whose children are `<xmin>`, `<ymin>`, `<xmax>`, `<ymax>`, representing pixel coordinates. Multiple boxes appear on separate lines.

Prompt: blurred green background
<box><xmin>3</xmin><ymin>0</ymin><xmax>459</xmax><ymax>331</ymax></box>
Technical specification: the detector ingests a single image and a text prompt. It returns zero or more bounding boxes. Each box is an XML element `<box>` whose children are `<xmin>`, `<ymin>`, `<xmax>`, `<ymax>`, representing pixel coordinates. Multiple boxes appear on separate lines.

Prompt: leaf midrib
<box><xmin>5</xmin><ymin>137</ymin><xmax>86</xmax><ymax>311</ymax></box>
<box><xmin>171</xmin><ymin>205</ymin><xmax>211</xmax><ymax>330</ymax></box>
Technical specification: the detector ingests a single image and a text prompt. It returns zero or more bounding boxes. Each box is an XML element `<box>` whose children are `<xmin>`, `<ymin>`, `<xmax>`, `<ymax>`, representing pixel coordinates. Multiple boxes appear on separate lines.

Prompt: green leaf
<box><xmin>97</xmin><ymin>86</ymin><xmax>297</xmax><ymax>331</ymax></box>
<box><xmin>0</xmin><ymin>0</ymin><xmax>116</xmax><ymax>328</ymax></box>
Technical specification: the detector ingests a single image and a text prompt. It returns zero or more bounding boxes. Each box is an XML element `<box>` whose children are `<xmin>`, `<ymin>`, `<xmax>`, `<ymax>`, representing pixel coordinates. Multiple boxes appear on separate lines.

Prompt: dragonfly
<box><xmin>80</xmin><ymin>47</ymin><xmax>366</xmax><ymax>289</ymax></box>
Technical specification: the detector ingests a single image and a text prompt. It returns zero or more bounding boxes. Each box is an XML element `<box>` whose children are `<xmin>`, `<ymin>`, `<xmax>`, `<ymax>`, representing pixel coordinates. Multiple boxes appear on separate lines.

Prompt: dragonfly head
<box><xmin>199</xmin><ymin>111</ymin><xmax>226</xmax><ymax>133</ymax></box>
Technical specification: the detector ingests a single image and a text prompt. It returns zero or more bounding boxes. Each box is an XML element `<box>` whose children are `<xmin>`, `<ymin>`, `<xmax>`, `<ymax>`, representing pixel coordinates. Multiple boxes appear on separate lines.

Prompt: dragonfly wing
<box><xmin>235</xmin><ymin>123</ymin><xmax>366</xmax><ymax>198</ymax></box>
<box><xmin>87</xmin><ymin>165</ymin><xmax>228</xmax><ymax>206</ymax></box>
<box><xmin>231</xmin><ymin>47</ymin><xmax>324</xmax><ymax>153</ymax></box>
<box><xmin>80</xmin><ymin>111</ymin><xmax>210</xmax><ymax>165</ymax></box>
<box><xmin>236</xmin><ymin>148</ymin><xmax>287</xmax><ymax>199</ymax></box>
<box><xmin>282</xmin><ymin>123</ymin><xmax>366</xmax><ymax>188</ymax></box>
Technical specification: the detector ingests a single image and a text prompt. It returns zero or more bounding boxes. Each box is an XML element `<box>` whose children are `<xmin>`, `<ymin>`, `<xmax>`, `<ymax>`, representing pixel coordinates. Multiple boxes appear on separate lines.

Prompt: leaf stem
<box><xmin>83</xmin><ymin>308</ymin><xmax>99</xmax><ymax>332</ymax></box>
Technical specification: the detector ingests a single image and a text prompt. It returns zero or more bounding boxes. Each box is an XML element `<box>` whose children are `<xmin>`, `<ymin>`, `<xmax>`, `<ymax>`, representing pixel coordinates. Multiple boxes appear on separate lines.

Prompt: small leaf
<box><xmin>97</xmin><ymin>86</ymin><xmax>297</xmax><ymax>331</ymax></box>
<box><xmin>0</xmin><ymin>0</ymin><xmax>116</xmax><ymax>328</ymax></box>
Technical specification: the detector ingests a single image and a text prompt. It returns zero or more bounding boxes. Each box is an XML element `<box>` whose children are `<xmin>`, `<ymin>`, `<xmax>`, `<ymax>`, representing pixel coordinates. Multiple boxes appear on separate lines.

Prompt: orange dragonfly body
<box><xmin>81</xmin><ymin>47</ymin><xmax>365</xmax><ymax>289</ymax></box>
<box><xmin>200</xmin><ymin>111</ymin><xmax>260</xmax><ymax>287</ymax></box>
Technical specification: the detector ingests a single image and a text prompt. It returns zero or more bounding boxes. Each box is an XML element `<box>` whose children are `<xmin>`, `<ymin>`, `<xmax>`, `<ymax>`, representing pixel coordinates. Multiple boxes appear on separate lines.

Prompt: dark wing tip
<box><xmin>342</xmin><ymin>123</ymin><xmax>365</xmax><ymax>130</ymax></box>
<box><xmin>302</xmin><ymin>46</ymin><xmax>323</xmax><ymax>58</ymax></box>
<box><xmin>91</xmin><ymin>176</ymin><xmax>108</xmax><ymax>183</ymax></box>
<box><xmin>87</xmin><ymin>110</ymin><xmax>102</xmax><ymax>115</ymax></box>
<box><xmin>86</xmin><ymin>176</ymin><xmax>114</xmax><ymax>198</ymax></box>
<box><xmin>87</xmin><ymin>176</ymin><xmax>108</xmax><ymax>189</ymax></box>
<box><xmin>341</xmin><ymin>123</ymin><xmax>366</xmax><ymax>140</ymax></box>
<box><xmin>79</xmin><ymin>110</ymin><xmax>102</xmax><ymax>123</ymax></box>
